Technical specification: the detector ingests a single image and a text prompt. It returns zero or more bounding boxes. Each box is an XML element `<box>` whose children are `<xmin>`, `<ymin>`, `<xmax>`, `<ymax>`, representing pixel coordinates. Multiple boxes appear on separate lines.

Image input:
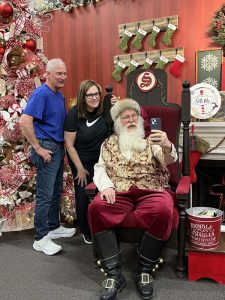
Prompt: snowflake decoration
<box><xmin>203</xmin><ymin>76</ymin><xmax>219</xmax><ymax>88</ymax></box>
<box><xmin>201</xmin><ymin>53</ymin><xmax>219</xmax><ymax>72</ymax></box>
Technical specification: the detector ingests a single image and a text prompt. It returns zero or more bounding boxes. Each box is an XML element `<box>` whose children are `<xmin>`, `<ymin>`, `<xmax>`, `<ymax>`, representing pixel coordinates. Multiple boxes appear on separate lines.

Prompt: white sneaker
<box><xmin>33</xmin><ymin>236</ymin><xmax>62</xmax><ymax>255</ymax></box>
<box><xmin>46</xmin><ymin>225</ymin><xmax>76</xmax><ymax>240</ymax></box>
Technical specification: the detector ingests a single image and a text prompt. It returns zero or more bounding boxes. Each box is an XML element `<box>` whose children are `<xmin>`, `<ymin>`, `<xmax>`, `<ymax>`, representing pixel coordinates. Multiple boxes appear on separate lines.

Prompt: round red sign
<box><xmin>136</xmin><ymin>71</ymin><xmax>157</xmax><ymax>92</ymax></box>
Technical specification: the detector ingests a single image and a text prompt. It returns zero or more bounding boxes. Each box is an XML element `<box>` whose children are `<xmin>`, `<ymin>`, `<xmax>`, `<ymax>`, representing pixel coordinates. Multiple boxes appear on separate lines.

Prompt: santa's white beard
<box><xmin>114</xmin><ymin>118</ymin><xmax>147</xmax><ymax>153</ymax></box>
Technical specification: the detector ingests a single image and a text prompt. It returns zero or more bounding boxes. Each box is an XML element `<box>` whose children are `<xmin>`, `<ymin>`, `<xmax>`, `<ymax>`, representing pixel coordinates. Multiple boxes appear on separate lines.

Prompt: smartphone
<box><xmin>150</xmin><ymin>118</ymin><xmax>161</xmax><ymax>130</ymax></box>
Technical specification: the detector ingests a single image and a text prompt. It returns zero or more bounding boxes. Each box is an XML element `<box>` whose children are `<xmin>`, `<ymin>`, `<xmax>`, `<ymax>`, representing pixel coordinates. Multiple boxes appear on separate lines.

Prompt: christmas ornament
<box><xmin>23</xmin><ymin>39</ymin><xmax>36</xmax><ymax>52</ymax></box>
<box><xmin>169</xmin><ymin>54</ymin><xmax>185</xmax><ymax>77</ymax></box>
<box><xmin>131</xmin><ymin>27</ymin><xmax>147</xmax><ymax>51</ymax></box>
<box><xmin>7</xmin><ymin>46</ymin><xmax>26</xmax><ymax>69</ymax></box>
<box><xmin>112</xmin><ymin>61</ymin><xmax>126</xmax><ymax>82</ymax></box>
<box><xmin>125</xmin><ymin>59</ymin><xmax>139</xmax><ymax>77</ymax></box>
<box><xmin>0</xmin><ymin>2</ymin><xmax>13</xmax><ymax>18</ymax></box>
<box><xmin>119</xmin><ymin>29</ymin><xmax>132</xmax><ymax>52</ymax></box>
<box><xmin>155</xmin><ymin>56</ymin><xmax>169</xmax><ymax>69</ymax></box>
<box><xmin>149</xmin><ymin>25</ymin><xmax>160</xmax><ymax>48</ymax></box>
<box><xmin>162</xmin><ymin>23</ymin><xmax>177</xmax><ymax>46</ymax></box>
<box><xmin>0</xmin><ymin>46</ymin><xmax>5</xmax><ymax>55</ymax></box>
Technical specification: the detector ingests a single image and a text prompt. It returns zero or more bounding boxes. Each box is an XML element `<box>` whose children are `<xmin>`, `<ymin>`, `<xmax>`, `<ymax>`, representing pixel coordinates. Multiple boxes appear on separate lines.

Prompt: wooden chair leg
<box><xmin>176</xmin><ymin>200</ymin><xmax>187</xmax><ymax>278</ymax></box>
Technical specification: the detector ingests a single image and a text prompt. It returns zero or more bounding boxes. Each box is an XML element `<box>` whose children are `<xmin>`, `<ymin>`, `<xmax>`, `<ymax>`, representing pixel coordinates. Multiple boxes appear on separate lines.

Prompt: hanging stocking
<box><xmin>119</xmin><ymin>29</ymin><xmax>132</xmax><ymax>52</ymax></box>
<box><xmin>149</xmin><ymin>25</ymin><xmax>160</xmax><ymax>48</ymax></box>
<box><xmin>155</xmin><ymin>55</ymin><xmax>169</xmax><ymax>69</ymax></box>
<box><xmin>169</xmin><ymin>54</ymin><xmax>185</xmax><ymax>77</ymax></box>
<box><xmin>125</xmin><ymin>59</ymin><xmax>139</xmax><ymax>76</ymax></box>
<box><xmin>189</xmin><ymin>133</ymin><xmax>210</xmax><ymax>183</ymax></box>
<box><xmin>189</xmin><ymin>151</ymin><xmax>203</xmax><ymax>183</ymax></box>
<box><xmin>112</xmin><ymin>61</ymin><xmax>126</xmax><ymax>82</ymax></box>
<box><xmin>142</xmin><ymin>57</ymin><xmax>153</xmax><ymax>70</ymax></box>
<box><xmin>162</xmin><ymin>23</ymin><xmax>177</xmax><ymax>46</ymax></box>
<box><xmin>132</xmin><ymin>27</ymin><xmax>147</xmax><ymax>51</ymax></box>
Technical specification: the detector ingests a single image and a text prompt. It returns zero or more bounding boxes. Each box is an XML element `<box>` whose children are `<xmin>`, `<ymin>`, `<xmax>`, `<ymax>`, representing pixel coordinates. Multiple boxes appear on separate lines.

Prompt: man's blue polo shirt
<box><xmin>23</xmin><ymin>84</ymin><xmax>66</xmax><ymax>142</ymax></box>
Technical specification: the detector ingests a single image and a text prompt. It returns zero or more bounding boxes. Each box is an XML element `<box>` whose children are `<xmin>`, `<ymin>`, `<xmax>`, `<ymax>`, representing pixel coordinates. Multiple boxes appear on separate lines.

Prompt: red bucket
<box><xmin>187</xmin><ymin>207</ymin><xmax>223</xmax><ymax>250</ymax></box>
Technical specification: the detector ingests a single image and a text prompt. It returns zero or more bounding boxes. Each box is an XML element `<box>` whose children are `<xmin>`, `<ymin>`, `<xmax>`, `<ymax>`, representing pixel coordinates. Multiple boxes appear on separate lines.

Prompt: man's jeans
<box><xmin>31</xmin><ymin>140</ymin><xmax>64</xmax><ymax>241</ymax></box>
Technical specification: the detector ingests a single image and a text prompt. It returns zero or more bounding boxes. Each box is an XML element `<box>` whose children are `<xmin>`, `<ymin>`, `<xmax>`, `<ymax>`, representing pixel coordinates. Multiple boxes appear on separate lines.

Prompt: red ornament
<box><xmin>63</xmin><ymin>0</ymin><xmax>71</xmax><ymax>5</ymax></box>
<box><xmin>0</xmin><ymin>2</ymin><xmax>13</xmax><ymax>18</ymax></box>
<box><xmin>0</xmin><ymin>47</ymin><xmax>5</xmax><ymax>55</ymax></box>
<box><xmin>23</xmin><ymin>39</ymin><xmax>36</xmax><ymax>52</ymax></box>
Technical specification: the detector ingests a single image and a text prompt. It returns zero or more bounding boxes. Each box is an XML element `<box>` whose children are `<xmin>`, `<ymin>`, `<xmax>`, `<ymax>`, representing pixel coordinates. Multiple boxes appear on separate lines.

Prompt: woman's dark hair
<box><xmin>77</xmin><ymin>80</ymin><xmax>103</xmax><ymax>118</ymax></box>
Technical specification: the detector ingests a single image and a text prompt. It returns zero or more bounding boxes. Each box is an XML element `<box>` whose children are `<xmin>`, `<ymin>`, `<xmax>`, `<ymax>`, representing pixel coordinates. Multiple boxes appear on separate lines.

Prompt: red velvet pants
<box><xmin>88</xmin><ymin>186</ymin><xmax>175</xmax><ymax>240</ymax></box>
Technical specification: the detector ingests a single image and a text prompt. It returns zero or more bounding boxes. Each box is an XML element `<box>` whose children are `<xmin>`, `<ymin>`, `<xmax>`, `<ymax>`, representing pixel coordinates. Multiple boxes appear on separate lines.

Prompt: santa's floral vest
<box><xmin>102</xmin><ymin>134</ymin><xmax>170</xmax><ymax>192</ymax></box>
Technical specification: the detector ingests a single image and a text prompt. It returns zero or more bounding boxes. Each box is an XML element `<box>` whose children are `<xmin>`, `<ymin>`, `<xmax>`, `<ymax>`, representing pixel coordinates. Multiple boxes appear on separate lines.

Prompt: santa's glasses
<box><xmin>121</xmin><ymin>113</ymin><xmax>138</xmax><ymax>122</ymax></box>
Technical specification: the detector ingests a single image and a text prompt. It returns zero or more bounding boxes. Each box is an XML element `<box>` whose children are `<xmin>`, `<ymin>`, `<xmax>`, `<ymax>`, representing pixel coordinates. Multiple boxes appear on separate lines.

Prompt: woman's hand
<box><xmin>111</xmin><ymin>95</ymin><xmax>119</xmax><ymax>106</ymax></box>
<box><xmin>101</xmin><ymin>187</ymin><xmax>116</xmax><ymax>204</ymax></box>
<box><xmin>75</xmin><ymin>168</ymin><xmax>89</xmax><ymax>187</ymax></box>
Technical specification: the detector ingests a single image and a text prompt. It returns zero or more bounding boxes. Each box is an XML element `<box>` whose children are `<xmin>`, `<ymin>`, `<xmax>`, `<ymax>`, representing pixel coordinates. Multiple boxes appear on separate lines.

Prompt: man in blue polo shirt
<box><xmin>19</xmin><ymin>58</ymin><xmax>75</xmax><ymax>255</ymax></box>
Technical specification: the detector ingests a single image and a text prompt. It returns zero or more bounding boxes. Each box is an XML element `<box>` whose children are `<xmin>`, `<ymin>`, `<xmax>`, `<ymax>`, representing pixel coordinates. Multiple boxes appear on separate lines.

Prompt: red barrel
<box><xmin>187</xmin><ymin>207</ymin><xmax>223</xmax><ymax>250</ymax></box>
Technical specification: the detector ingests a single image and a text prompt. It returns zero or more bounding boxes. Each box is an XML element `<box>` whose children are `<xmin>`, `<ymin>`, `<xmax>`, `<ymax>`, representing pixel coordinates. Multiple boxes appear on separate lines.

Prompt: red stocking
<box><xmin>169</xmin><ymin>54</ymin><xmax>185</xmax><ymax>77</ymax></box>
<box><xmin>190</xmin><ymin>151</ymin><xmax>202</xmax><ymax>183</ymax></box>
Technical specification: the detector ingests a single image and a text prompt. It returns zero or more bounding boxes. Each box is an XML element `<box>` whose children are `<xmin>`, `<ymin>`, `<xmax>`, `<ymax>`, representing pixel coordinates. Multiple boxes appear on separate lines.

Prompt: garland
<box><xmin>29</xmin><ymin>0</ymin><xmax>102</xmax><ymax>14</ymax></box>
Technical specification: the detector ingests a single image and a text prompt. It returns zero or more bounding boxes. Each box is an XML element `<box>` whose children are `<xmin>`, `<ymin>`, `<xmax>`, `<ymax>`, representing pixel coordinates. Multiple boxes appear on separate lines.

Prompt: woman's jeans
<box><xmin>68</xmin><ymin>158</ymin><xmax>94</xmax><ymax>236</ymax></box>
<box><xmin>31</xmin><ymin>140</ymin><xmax>64</xmax><ymax>241</ymax></box>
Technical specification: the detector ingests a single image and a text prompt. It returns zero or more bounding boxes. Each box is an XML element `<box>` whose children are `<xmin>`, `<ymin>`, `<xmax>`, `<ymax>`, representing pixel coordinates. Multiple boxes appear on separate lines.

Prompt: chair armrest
<box><xmin>176</xmin><ymin>176</ymin><xmax>191</xmax><ymax>198</ymax></box>
<box><xmin>85</xmin><ymin>182</ymin><xmax>98</xmax><ymax>202</ymax></box>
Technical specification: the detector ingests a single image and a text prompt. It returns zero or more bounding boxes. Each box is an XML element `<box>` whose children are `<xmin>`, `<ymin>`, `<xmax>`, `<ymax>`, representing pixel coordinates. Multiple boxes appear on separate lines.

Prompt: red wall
<box><xmin>43</xmin><ymin>0</ymin><xmax>225</xmax><ymax>105</ymax></box>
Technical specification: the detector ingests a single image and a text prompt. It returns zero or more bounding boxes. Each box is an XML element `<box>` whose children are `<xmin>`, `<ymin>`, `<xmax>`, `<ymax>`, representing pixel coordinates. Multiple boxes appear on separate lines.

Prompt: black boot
<box><xmin>137</xmin><ymin>232</ymin><xmax>165</xmax><ymax>300</ymax></box>
<box><xmin>93</xmin><ymin>230</ymin><xmax>126</xmax><ymax>300</ymax></box>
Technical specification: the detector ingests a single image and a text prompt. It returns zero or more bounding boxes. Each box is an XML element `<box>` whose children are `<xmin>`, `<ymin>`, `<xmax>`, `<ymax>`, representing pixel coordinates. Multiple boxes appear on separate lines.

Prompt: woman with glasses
<box><xmin>64</xmin><ymin>80</ymin><xmax>117</xmax><ymax>244</ymax></box>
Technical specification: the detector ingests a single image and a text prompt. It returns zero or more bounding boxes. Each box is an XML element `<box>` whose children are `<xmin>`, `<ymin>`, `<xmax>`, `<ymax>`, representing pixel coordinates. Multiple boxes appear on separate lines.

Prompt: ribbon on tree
<box><xmin>12</xmin><ymin>151</ymin><xmax>27</xmax><ymax>163</ymax></box>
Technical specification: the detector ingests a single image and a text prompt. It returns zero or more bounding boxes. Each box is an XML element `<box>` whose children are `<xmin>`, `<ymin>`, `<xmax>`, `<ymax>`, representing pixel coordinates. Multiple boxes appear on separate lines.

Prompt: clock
<box><xmin>190</xmin><ymin>83</ymin><xmax>221</xmax><ymax>119</ymax></box>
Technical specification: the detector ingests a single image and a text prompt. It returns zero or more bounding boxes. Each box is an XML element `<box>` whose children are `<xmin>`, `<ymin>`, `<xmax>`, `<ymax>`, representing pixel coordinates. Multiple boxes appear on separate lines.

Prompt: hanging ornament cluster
<box><xmin>208</xmin><ymin>4</ymin><xmax>225</xmax><ymax>56</ymax></box>
<box><xmin>0</xmin><ymin>2</ymin><xmax>14</xmax><ymax>18</ymax></box>
<box><xmin>28</xmin><ymin>0</ymin><xmax>102</xmax><ymax>14</ymax></box>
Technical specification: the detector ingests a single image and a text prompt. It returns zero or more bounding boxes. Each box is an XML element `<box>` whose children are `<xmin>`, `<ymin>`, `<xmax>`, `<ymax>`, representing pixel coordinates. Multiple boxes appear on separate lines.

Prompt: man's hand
<box><xmin>75</xmin><ymin>168</ymin><xmax>89</xmax><ymax>187</ymax></box>
<box><xmin>149</xmin><ymin>130</ymin><xmax>172</xmax><ymax>153</ymax></box>
<box><xmin>35</xmin><ymin>146</ymin><xmax>53</xmax><ymax>163</ymax></box>
<box><xmin>101</xmin><ymin>187</ymin><xmax>116</xmax><ymax>204</ymax></box>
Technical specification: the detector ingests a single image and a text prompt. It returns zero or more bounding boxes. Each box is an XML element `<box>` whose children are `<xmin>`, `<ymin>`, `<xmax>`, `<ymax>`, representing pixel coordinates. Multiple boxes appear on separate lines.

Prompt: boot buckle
<box><xmin>140</xmin><ymin>273</ymin><xmax>153</xmax><ymax>284</ymax></box>
<box><xmin>103</xmin><ymin>278</ymin><xmax>115</xmax><ymax>289</ymax></box>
